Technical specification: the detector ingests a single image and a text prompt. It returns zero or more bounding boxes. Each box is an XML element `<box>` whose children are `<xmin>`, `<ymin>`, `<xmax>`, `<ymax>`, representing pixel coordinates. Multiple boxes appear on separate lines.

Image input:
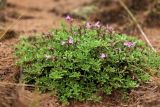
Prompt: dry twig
<box><xmin>0</xmin><ymin>81</ymin><xmax>45</xmax><ymax>88</ymax></box>
<box><xmin>117</xmin><ymin>0</ymin><xmax>156</xmax><ymax>52</ymax></box>
<box><xmin>0</xmin><ymin>14</ymin><xmax>24</xmax><ymax>41</ymax></box>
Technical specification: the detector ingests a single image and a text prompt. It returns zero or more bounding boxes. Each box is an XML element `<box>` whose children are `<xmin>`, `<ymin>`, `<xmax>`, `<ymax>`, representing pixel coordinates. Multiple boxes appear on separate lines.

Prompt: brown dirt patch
<box><xmin>0</xmin><ymin>85</ymin><xmax>24</xmax><ymax>107</ymax></box>
<box><xmin>145</xmin><ymin>4</ymin><xmax>160</xmax><ymax>27</ymax></box>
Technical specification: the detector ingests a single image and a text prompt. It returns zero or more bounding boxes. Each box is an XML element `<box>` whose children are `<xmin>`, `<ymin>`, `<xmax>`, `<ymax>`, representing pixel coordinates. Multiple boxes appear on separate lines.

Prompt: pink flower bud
<box><xmin>100</xmin><ymin>53</ymin><xmax>107</xmax><ymax>59</ymax></box>
<box><xmin>86</xmin><ymin>22</ymin><xmax>91</xmax><ymax>28</ymax></box>
<box><xmin>68</xmin><ymin>36</ymin><xmax>73</xmax><ymax>44</ymax></box>
<box><xmin>65</xmin><ymin>15</ymin><xmax>73</xmax><ymax>22</ymax></box>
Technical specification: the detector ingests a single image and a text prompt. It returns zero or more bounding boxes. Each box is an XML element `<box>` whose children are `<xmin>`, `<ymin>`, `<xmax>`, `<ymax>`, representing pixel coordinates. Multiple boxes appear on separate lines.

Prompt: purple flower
<box><xmin>100</xmin><ymin>53</ymin><xmax>107</xmax><ymax>59</ymax></box>
<box><xmin>86</xmin><ymin>22</ymin><xmax>92</xmax><ymax>28</ymax></box>
<box><xmin>94</xmin><ymin>21</ymin><xmax>100</xmax><ymax>28</ymax></box>
<box><xmin>65</xmin><ymin>15</ymin><xmax>73</xmax><ymax>22</ymax></box>
<box><xmin>124</xmin><ymin>41</ymin><xmax>135</xmax><ymax>47</ymax></box>
<box><xmin>61</xmin><ymin>41</ymin><xmax>66</xmax><ymax>45</ymax></box>
<box><xmin>68</xmin><ymin>36</ymin><xmax>73</xmax><ymax>44</ymax></box>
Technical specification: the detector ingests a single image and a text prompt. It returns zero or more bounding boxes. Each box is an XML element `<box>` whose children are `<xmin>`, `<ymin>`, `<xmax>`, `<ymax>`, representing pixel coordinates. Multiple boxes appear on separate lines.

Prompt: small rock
<box><xmin>70</xmin><ymin>5</ymin><xmax>97</xmax><ymax>20</ymax></box>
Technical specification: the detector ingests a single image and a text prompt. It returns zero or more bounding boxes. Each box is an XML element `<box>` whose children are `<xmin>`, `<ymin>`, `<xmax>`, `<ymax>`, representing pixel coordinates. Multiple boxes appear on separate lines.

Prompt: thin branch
<box><xmin>117</xmin><ymin>0</ymin><xmax>156</xmax><ymax>52</ymax></box>
<box><xmin>0</xmin><ymin>81</ymin><xmax>42</xmax><ymax>88</ymax></box>
<box><xmin>0</xmin><ymin>13</ymin><xmax>24</xmax><ymax>41</ymax></box>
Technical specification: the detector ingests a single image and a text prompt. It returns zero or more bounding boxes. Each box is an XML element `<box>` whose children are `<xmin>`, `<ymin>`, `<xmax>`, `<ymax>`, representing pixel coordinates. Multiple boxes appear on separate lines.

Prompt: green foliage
<box><xmin>15</xmin><ymin>21</ymin><xmax>160</xmax><ymax>104</ymax></box>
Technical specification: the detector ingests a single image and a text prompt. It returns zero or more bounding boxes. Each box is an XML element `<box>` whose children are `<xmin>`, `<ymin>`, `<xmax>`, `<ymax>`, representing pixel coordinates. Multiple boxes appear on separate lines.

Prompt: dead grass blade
<box><xmin>117</xmin><ymin>0</ymin><xmax>156</xmax><ymax>52</ymax></box>
<box><xmin>0</xmin><ymin>13</ymin><xmax>24</xmax><ymax>41</ymax></box>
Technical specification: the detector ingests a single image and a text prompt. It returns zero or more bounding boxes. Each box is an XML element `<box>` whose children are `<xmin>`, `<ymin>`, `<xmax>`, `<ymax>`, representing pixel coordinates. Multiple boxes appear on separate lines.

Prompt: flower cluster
<box><xmin>61</xmin><ymin>36</ymin><xmax>74</xmax><ymax>46</ymax></box>
<box><xmin>124</xmin><ymin>41</ymin><xmax>135</xmax><ymax>48</ymax></box>
<box><xmin>85</xmin><ymin>21</ymin><xmax>101</xmax><ymax>29</ymax></box>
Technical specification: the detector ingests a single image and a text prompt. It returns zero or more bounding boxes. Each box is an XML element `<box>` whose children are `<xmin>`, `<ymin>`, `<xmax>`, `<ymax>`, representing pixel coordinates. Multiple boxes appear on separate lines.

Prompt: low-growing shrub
<box><xmin>15</xmin><ymin>16</ymin><xmax>160</xmax><ymax>104</ymax></box>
